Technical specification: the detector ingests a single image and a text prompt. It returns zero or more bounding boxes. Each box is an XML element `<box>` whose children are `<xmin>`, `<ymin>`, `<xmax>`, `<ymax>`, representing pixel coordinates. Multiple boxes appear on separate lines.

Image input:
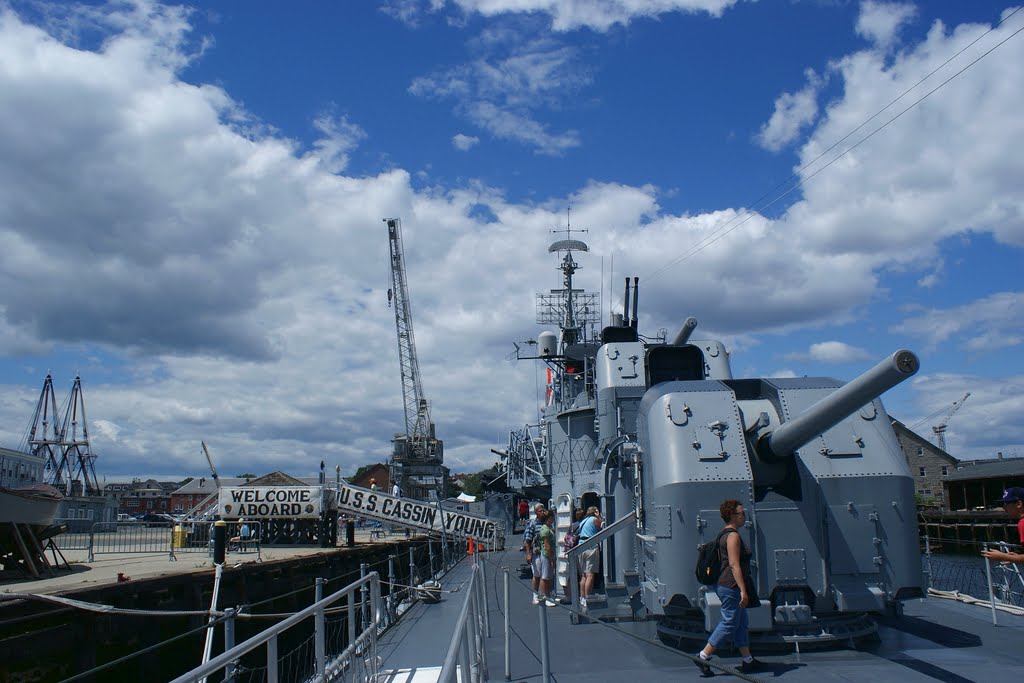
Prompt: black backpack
<box><xmin>695</xmin><ymin>528</ymin><xmax>736</xmax><ymax>585</ymax></box>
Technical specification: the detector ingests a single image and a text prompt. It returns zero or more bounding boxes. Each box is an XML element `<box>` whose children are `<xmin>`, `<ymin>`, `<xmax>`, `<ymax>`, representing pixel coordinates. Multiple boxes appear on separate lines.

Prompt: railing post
<box><xmin>360</xmin><ymin>562</ymin><xmax>369</xmax><ymax>631</ymax></box>
<box><xmin>923</xmin><ymin>533</ymin><xmax>932</xmax><ymax>590</ymax></box>
<box><xmin>429</xmin><ymin>539</ymin><xmax>435</xmax><ymax>579</ymax></box>
<box><xmin>388</xmin><ymin>554</ymin><xmax>396</xmax><ymax>624</ymax></box>
<box><xmin>315</xmin><ymin>577</ymin><xmax>326</xmax><ymax>678</ymax></box>
<box><xmin>537</xmin><ymin>600</ymin><xmax>551</xmax><ymax>683</ymax></box>
<box><xmin>982</xmin><ymin>543</ymin><xmax>999</xmax><ymax>625</ymax></box>
<box><xmin>480</xmin><ymin>554</ymin><xmax>491</xmax><ymax>638</ymax></box>
<box><xmin>348</xmin><ymin>584</ymin><xmax>357</xmax><ymax>683</ymax></box>
<box><xmin>266</xmin><ymin>634</ymin><xmax>278</xmax><ymax>683</ymax></box>
<box><xmin>87</xmin><ymin>526</ymin><xmax>94</xmax><ymax>563</ymax></box>
<box><xmin>409</xmin><ymin>546</ymin><xmax>416</xmax><ymax>587</ymax></box>
<box><xmin>224</xmin><ymin>607</ymin><xmax>237</xmax><ymax>683</ymax></box>
<box><xmin>503</xmin><ymin>569</ymin><xmax>511</xmax><ymax>680</ymax></box>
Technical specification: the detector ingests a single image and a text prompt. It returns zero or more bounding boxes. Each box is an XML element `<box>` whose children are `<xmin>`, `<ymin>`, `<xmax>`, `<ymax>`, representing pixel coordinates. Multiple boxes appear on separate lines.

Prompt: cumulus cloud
<box><xmin>756</xmin><ymin>70</ymin><xmax>823</xmax><ymax>151</ymax></box>
<box><xmin>307</xmin><ymin>115</ymin><xmax>366</xmax><ymax>174</ymax></box>
<box><xmin>439</xmin><ymin>0</ymin><xmax>741</xmax><ymax>32</ymax></box>
<box><xmin>409</xmin><ymin>31</ymin><xmax>587</xmax><ymax>154</ymax></box>
<box><xmin>892</xmin><ymin>292</ymin><xmax>1024</xmax><ymax>352</ymax></box>
<box><xmin>856</xmin><ymin>0</ymin><xmax>917</xmax><ymax>50</ymax></box>
<box><xmin>0</xmin><ymin>3</ymin><xmax>1021</xmax><ymax>478</ymax></box>
<box><xmin>452</xmin><ymin>133</ymin><xmax>480</xmax><ymax>150</ymax></box>
<box><xmin>786</xmin><ymin>342</ymin><xmax>872</xmax><ymax>364</ymax></box>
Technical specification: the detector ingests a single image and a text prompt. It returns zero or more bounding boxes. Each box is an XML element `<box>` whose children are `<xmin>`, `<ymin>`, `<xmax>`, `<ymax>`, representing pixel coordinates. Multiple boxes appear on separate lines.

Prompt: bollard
<box><xmin>346</xmin><ymin>519</ymin><xmax>355</xmax><ymax>547</ymax></box>
<box><xmin>213</xmin><ymin>520</ymin><xmax>226</xmax><ymax>565</ymax></box>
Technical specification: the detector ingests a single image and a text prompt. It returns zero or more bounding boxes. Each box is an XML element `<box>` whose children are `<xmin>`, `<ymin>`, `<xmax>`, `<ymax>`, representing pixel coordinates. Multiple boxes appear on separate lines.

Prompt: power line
<box><xmin>640</xmin><ymin>7</ymin><xmax>1024</xmax><ymax>288</ymax></box>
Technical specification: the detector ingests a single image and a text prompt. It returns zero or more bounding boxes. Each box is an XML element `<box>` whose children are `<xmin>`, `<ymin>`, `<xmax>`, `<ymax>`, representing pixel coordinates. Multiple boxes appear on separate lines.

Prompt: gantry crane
<box><xmin>24</xmin><ymin>374</ymin><xmax>100</xmax><ymax>495</ymax></box>
<box><xmin>385</xmin><ymin>218</ymin><xmax>445</xmax><ymax>500</ymax></box>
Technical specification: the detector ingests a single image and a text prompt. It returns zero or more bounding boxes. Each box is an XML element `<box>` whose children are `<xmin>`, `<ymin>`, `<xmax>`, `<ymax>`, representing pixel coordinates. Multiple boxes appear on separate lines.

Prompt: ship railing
<box><xmin>922</xmin><ymin>535</ymin><xmax>1024</xmax><ymax>625</ymax></box>
<box><xmin>438</xmin><ymin>557</ymin><xmax>491</xmax><ymax>683</ymax></box>
<box><xmin>564</xmin><ymin>510</ymin><xmax>637</xmax><ymax>624</ymax></box>
<box><xmin>171</xmin><ymin>571</ymin><xmax>382</xmax><ymax>683</ymax></box>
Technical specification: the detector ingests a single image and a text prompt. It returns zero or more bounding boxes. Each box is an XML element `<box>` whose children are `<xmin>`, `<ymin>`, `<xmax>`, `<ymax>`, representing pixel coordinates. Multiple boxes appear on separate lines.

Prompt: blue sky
<box><xmin>0</xmin><ymin>0</ymin><xmax>1021</xmax><ymax>480</ymax></box>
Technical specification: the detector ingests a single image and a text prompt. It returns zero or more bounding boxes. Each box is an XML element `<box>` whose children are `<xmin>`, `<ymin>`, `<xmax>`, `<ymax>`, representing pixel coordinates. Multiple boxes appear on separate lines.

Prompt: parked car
<box><xmin>141</xmin><ymin>513</ymin><xmax>172</xmax><ymax>527</ymax></box>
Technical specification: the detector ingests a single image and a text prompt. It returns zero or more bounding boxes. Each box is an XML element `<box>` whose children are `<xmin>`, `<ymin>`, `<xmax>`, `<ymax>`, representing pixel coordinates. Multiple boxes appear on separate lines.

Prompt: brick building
<box><xmin>891</xmin><ymin>419</ymin><xmax>959</xmax><ymax>508</ymax></box>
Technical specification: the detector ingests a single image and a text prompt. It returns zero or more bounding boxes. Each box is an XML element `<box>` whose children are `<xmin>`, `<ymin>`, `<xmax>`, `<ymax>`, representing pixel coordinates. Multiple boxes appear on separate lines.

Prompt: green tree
<box><xmin>236</xmin><ymin>473</ymin><xmax>257</xmax><ymax>479</ymax></box>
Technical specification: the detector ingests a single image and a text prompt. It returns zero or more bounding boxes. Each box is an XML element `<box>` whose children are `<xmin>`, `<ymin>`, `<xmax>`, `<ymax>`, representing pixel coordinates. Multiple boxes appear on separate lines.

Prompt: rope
<box><xmin>927</xmin><ymin>587</ymin><xmax>1024</xmax><ymax>616</ymax></box>
<box><xmin>0</xmin><ymin>592</ymin><xmax>212</xmax><ymax>617</ymax></box>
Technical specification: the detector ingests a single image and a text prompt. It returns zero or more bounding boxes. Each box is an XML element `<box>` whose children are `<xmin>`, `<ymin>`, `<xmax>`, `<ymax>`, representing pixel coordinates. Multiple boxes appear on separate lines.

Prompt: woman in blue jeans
<box><xmin>695</xmin><ymin>499</ymin><xmax>762</xmax><ymax>675</ymax></box>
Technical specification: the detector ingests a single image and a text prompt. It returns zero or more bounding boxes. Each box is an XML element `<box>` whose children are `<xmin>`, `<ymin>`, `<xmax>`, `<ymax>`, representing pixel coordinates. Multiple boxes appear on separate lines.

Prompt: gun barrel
<box><xmin>763</xmin><ymin>350</ymin><xmax>919</xmax><ymax>459</ymax></box>
<box><xmin>672</xmin><ymin>317</ymin><xmax>698</xmax><ymax>345</ymax></box>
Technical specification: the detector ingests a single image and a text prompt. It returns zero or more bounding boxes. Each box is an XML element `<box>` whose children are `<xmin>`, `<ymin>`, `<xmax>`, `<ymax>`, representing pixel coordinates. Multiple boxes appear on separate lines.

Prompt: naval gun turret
<box><xmin>633</xmin><ymin>345</ymin><xmax>924</xmax><ymax>642</ymax></box>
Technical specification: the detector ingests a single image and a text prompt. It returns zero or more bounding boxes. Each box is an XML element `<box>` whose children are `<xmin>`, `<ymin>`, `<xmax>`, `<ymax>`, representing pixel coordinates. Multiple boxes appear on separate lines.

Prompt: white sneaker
<box><xmin>532</xmin><ymin>594</ymin><xmax>540</xmax><ymax>605</ymax></box>
<box><xmin>545</xmin><ymin>599</ymin><xmax>558</xmax><ymax>607</ymax></box>
<box><xmin>579</xmin><ymin>597</ymin><xmax>588</xmax><ymax>611</ymax></box>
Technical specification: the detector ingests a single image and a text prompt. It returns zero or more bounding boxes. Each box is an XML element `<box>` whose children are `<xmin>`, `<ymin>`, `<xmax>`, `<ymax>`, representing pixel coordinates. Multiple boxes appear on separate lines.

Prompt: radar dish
<box><xmin>548</xmin><ymin>239</ymin><xmax>589</xmax><ymax>253</ymax></box>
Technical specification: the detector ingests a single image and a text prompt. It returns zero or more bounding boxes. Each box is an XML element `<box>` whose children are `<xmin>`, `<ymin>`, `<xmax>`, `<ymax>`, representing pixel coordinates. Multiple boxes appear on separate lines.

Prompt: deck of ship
<box><xmin>379</xmin><ymin>543</ymin><xmax>1024</xmax><ymax>682</ymax></box>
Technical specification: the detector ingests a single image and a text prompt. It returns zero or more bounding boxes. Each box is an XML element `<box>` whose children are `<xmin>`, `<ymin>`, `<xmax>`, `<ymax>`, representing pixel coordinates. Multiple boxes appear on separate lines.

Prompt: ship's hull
<box><xmin>0</xmin><ymin>484</ymin><xmax>63</xmax><ymax>527</ymax></box>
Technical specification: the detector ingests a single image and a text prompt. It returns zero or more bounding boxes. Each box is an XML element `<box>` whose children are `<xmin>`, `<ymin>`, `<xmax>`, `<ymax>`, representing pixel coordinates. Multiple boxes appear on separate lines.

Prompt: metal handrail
<box><xmin>438</xmin><ymin>560</ymin><xmax>489</xmax><ymax>683</ymax></box>
<box><xmin>565</xmin><ymin>510</ymin><xmax>637</xmax><ymax>619</ymax></box>
<box><xmin>170</xmin><ymin>572</ymin><xmax>382</xmax><ymax>683</ymax></box>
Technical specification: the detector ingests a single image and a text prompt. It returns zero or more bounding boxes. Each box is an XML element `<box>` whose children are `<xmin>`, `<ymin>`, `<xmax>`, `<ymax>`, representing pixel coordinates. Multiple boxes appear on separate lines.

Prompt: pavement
<box><xmin>0</xmin><ymin>528</ymin><xmax>409</xmax><ymax>596</ymax></box>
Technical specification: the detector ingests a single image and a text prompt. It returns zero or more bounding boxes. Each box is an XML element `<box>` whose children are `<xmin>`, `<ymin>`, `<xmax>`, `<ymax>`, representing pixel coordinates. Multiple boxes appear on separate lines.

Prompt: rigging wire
<box><xmin>634</xmin><ymin>7</ymin><xmax>1024</xmax><ymax>291</ymax></box>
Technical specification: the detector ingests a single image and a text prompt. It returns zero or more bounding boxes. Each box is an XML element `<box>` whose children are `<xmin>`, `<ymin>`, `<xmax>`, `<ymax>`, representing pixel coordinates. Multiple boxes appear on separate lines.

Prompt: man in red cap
<box><xmin>981</xmin><ymin>486</ymin><xmax>1024</xmax><ymax>565</ymax></box>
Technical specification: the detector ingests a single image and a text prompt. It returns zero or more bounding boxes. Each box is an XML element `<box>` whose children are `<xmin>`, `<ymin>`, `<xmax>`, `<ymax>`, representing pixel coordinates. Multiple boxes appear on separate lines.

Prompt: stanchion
<box><xmin>537</xmin><ymin>599</ymin><xmax>551</xmax><ymax>683</ymax></box>
<box><xmin>503</xmin><ymin>569</ymin><xmax>511</xmax><ymax>681</ymax></box>
<box><xmin>982</xmin><ymin>543</ymin><xmax>999</xmax><ymax>625</ymax></box>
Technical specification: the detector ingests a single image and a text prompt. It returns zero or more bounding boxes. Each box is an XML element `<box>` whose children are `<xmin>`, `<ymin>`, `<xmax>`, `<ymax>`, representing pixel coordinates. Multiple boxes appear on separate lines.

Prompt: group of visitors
<box><xmin>523</xmin><ymin>504</ymin><xmax>557</xmax><ymax>606</ymax></box>
<box><xmin>521</xmin><ymin>502</ymin><xmax>603</xmax><ymax>609</ymax></box>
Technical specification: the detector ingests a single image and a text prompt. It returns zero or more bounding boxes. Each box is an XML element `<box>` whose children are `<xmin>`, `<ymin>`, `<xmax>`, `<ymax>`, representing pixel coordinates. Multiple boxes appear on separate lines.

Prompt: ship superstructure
<box><xmin>501</xmin><ymin>236</ymin><xmax>926</xmax><ymax>643</ymax></box>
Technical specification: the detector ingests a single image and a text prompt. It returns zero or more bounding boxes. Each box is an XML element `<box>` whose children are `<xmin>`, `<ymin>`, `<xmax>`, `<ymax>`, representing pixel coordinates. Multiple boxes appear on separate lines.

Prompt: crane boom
<box><xmin>386</xmin><ymin>218</ymin><xmax>431</xmax><ymax>442</ymax></box>
<box><xmin>932</xmin><ymin>392</ymin><xmax>970</xmax><ymax>451</ymax></box>
<box><xmin>384</xmin><ymin>219</ymin><xmax>444</xmax><ymax>503</ymax></box>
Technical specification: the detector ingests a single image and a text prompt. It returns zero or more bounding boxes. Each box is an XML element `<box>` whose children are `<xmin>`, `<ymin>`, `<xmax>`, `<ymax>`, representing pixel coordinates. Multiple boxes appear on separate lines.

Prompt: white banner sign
<box><xmin>220</xmin><ymin>486</ymin><xmax>323</xmax><ymax>519</ymax></box>
<box><xmin>337</xmin><ymin>484</ymin><xmax>500</xmax><ymax>545</ymax></box>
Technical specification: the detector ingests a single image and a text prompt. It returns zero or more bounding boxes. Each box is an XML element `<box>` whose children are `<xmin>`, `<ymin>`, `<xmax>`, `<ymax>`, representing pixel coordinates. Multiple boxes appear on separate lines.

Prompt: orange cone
<box><xmin>467</xmin><ymin>536</ymin><xmax>475</xmax><ymax>555</ymax></box>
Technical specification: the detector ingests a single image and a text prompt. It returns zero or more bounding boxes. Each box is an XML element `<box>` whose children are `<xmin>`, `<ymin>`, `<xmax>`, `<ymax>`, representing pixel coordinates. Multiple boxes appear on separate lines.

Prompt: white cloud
<box><xmin>0</xmin><ymin>4</ymin><xmax>1021</xmax><ymax>478</ymax></box>
<box><xmin>409</xmin><ymin>33</ymin><xmax>588</xmax><ymax>154</ymax></box>
<box><xmin>756</xmin><ymin>70</ymin><xmax>822</xmax><ymax>151</ymax></box>
<box><xmin>787</xmin><ymin>341</ymin><xmax>873</xmax><ymax>364</ymax></box>
<box><xmin>891</xmin><ymin>292</ymin><xmax>1024</xmax><ymax>352</ymax></box>
<box><xmin>307</xmin><ymin>115</ymin><xmax>366</xmax><ymax>174</ymax></box>
<box><xmin>856</xmin><ymin>0</ymin><xmax>917</xmax><ymax>50</ymax></box>
<box><xmin>441</xmin><ymin>0</ymin><xmax>741</xmax><ymax>32</ymax></box>
<box><xmin>452</xmin><ymin>133</ymin><xmax>480</xmax><ymax>150</ymax></box>
<box><xmin>908</xmin><ymin>373</ymin><xmax>1024</xmax><ymax>459</ymax></box>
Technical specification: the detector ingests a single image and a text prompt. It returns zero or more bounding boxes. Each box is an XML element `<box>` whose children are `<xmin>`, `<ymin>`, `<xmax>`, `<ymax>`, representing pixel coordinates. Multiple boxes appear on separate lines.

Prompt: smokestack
<box><xmin>622</xmin><ymin>277</ymin><xmax>631</xmax><ymax>325</ymax></box>
<box><xmin>630</xmin><ymin>277</ymin><xmax>639</xmax><ymax>329</ymax></box>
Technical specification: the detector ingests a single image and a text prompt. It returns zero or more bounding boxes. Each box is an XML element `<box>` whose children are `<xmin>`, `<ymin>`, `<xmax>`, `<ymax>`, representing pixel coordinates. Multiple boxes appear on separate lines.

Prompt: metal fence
<box><xmin>50</xmin><ymin>520</ymin><xmax>263</xmax><ymax>562</ymax></box>
<box><xmin>923</xmin><ymin>535</ymin><xmax>1024</xmax><ymax>625</ymax></box>
<box><xmin>438</xmin><ymin>557</ymin><xmax>491</xmax><ymax>683</ymax></box>
<box><xmin>170</xmin><ymin>572</ymin><xmax>383</xmax><ymax>683</ymax></box>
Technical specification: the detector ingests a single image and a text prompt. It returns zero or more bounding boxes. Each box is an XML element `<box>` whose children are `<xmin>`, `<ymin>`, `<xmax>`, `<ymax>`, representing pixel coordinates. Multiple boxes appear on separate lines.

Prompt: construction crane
<box><xmin>385</xmin><ymin>218</ymin><xmax>444</xmax><ymax>500</ymax></box>
<box><xmin>912</xmin><ymin>392</ymin><xmax>970</xmax><ymax>452</ymax></box>
<box><xmin>931</xmin><ymin>392</ymin><xmax>970</xmax><ymax>452</ymax></box>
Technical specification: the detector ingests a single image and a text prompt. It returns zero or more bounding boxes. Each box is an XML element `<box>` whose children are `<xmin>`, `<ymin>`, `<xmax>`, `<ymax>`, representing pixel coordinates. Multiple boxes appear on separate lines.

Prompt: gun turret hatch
<box><xmin>758</xmin><ymin>350</ymin><xmax>919</xmax><ymax>462</ymax></box>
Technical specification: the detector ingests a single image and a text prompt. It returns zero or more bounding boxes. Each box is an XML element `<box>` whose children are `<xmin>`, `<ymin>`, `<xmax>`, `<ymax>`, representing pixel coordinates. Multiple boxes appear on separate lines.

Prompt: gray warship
<box><xmin>173</xmin><ymin>235</ymin><xmax>1022</xmax><ymax>682</ymax></box>
<box><xmin>501</xmin><ymin>234</ymin><xmax>926</xmax><ymax>644</ymax></box>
